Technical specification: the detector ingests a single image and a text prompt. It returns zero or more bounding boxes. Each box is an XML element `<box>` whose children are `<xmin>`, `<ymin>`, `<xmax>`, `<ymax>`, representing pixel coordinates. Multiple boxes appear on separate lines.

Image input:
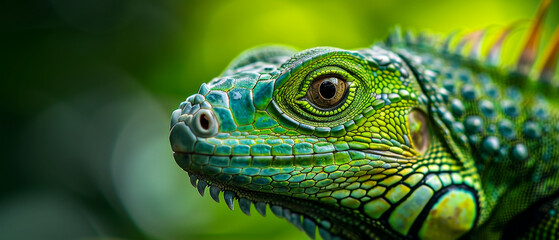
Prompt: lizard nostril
<box><xmin>200</xmin><ymin>113</ymin><xmax>210</xmax><ymax>130</ymax></box>
<box><xmin>191</xmin><ymin>109</ymin><xmax>219</xmax><ymax>137</ymax></box>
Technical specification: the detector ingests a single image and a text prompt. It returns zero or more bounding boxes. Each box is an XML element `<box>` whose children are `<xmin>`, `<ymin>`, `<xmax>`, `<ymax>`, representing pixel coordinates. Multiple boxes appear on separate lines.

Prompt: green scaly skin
<box><xmin>169</xmin><ymin>35</ymin><xmax>559</xmax><ymax>239</ymax></box>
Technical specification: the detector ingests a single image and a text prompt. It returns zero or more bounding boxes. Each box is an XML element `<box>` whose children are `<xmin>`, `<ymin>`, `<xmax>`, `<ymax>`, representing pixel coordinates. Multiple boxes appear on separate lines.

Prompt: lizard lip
<box><xmin>170</xmin><ymin>110</ymin><xmax>412</xmax><ymax>161</ymax></box>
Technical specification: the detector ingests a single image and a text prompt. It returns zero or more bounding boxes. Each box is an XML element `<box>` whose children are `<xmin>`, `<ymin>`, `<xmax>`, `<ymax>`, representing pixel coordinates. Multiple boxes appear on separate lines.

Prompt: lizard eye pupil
<box><xmin>319</xmin><ymin>79</ymin><xmax>337</xmax><ymax>99</ymax></box>
<box><xmin>306</xmin><ymin>76</ymin><xmax>347</xmax><ymax>109</ymax></box>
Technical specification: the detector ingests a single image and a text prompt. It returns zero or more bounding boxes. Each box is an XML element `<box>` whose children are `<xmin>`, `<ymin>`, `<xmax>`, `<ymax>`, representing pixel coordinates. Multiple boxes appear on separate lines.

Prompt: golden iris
<box><xmin>306</xmin><ymin>76</ymin><xmax>347</xmax><ymax>109</ymax></box>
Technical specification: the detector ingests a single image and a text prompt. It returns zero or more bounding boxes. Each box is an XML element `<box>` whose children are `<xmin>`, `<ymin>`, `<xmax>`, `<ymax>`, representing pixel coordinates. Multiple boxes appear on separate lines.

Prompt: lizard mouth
<box><xmin>170</xmin><ymin>117</ymin><xmax>412</xmax><ymax>239</ymax></box>
<box><xmin>173</xmin><ymin>151</ymin><xmax>395</xmax><ymax>240</ymax></box>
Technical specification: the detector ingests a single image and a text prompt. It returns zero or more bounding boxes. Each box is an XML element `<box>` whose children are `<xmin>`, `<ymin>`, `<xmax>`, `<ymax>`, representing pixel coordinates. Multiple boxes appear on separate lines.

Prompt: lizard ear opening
<box><xmin>408</xmin><ymin>109</ymin><xmax>431</xmax><ymax>155</ymax></box>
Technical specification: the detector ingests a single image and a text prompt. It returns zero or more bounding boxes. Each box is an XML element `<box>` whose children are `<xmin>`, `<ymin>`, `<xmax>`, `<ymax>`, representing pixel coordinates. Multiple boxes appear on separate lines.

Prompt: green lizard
<box><xmin>169</xmin><ymin>1</ymin><xmax>559</xmax><ymax>239</ymax></box>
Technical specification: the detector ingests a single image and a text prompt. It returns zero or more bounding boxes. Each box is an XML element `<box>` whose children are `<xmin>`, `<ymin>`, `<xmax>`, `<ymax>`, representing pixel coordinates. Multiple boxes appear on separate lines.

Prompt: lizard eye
<box><xmin>408</xmin><ymin>109</ymin><xmax>430</xmax><ymax>155</ymax></box>
<box><xmin>306</xmin><ymin>76</ymin><xmax>347</xmax><ymax>109</ymax></box>
<box><xmin>276</xmin><ymin>59</ymin><xmax>365</xmax><ymax>124</ymax></box>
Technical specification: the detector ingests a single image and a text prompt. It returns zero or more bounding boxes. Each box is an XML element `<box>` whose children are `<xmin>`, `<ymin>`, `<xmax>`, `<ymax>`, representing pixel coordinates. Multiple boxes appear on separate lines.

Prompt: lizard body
<box><xmin>169</xmin><ymin>2</ymin><xmax>559</xmax><ymax>239</ymax></box>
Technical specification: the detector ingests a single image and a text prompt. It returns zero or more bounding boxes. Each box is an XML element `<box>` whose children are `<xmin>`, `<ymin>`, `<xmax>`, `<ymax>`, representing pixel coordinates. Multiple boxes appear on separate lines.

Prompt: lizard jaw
<box><xmin>174</xmin><ymin>151</ymin><xmax>394</xmax><ymax>240</ymax></box>
<box><xmin>175</xmin><ymin>156</ymin><xmax>348</xmax><ymax>239</ymax></box>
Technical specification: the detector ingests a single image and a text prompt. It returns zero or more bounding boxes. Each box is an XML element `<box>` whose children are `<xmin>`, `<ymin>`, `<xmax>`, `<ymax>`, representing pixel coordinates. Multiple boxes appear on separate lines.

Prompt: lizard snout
<box><xmin>169</xmin><ymin>94</ymin><xmax>219</xmax><ymax>154</ymax></box>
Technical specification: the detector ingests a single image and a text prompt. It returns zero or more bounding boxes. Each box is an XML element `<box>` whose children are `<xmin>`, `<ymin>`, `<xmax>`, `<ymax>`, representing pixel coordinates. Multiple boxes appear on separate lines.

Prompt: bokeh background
<box><xmin>2</xmin><ymin>0</ymin><xmax>558</xmax><ymax>239</ymax></box>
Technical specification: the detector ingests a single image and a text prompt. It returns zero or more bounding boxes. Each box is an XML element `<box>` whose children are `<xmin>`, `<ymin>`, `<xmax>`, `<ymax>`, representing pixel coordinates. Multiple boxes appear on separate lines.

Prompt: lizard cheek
<box><xmin>408</xmin><ymin>109</ymin><xmax>431</xmax><ymax>155</ymax></box>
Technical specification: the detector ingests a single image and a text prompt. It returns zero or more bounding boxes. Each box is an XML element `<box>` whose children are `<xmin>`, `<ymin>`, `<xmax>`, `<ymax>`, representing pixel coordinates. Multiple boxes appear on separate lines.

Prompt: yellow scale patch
<box><xmin>418</xmin><ymin>188</ymin><xmax>477</xmax><ymax>240</ymax></box>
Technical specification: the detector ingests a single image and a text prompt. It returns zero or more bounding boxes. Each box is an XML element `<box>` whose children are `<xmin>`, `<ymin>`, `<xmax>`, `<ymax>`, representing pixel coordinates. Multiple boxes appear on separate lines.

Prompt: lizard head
<box><xmin>170</xmin><ymin>45</ymin><xmax>480</xmax><ymax>239</ymax></box>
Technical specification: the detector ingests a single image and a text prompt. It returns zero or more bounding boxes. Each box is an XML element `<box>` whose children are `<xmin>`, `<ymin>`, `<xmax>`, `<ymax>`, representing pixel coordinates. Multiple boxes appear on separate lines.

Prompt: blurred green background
<box><xmin>1</xmin><ymin>0</ymin><xmax>557</xmax><ymax>239</ymax></box>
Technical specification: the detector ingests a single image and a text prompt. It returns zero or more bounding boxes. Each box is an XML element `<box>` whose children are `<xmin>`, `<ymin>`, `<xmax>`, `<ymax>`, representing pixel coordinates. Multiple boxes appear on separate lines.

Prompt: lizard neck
<box><xmin>394</xmin><ymin>43</ymin><xmax>559</xmax><ymax>231</ymax></box>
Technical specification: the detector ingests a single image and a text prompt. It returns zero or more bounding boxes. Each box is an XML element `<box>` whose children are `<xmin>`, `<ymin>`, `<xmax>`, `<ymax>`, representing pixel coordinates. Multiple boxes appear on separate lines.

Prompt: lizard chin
<box><xmin>174</xmin><ymin>152</ymin><xmax>395</xmax><ymax>240</ymax></box>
